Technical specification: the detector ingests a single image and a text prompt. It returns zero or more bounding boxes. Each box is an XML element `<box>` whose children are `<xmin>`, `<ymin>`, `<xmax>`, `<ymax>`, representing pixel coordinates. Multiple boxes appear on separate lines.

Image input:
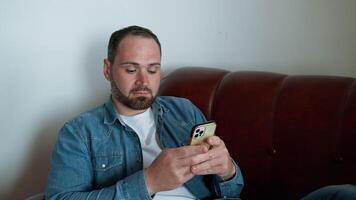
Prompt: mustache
<box><xmin>130</xmin><ymin>86</ymin><xmax>152</xmax><ymax>93</ymax></box>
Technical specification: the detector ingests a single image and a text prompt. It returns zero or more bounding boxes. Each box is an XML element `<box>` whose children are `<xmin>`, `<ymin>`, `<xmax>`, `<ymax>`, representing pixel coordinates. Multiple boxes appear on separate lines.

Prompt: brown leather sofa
<box><xmin>159</xmin><ymin>67</ymin><xmax>356</xmax><ymax>200</ymax></box>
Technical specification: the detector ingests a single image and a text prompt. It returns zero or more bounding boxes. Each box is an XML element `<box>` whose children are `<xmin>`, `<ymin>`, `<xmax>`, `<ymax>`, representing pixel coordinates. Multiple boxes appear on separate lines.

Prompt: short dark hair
<box><xmin>107</xmin><ymin>25</ymin><xmax>161</xmax><ymax>63</ymax></box>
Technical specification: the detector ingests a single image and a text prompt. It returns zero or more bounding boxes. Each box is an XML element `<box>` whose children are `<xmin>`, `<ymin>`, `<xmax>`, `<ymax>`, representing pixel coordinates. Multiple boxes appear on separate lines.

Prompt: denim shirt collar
<box><xmin>103</xmin><ymin>96</ymin><xmax>169</xmax><ymax>125</ymax></box>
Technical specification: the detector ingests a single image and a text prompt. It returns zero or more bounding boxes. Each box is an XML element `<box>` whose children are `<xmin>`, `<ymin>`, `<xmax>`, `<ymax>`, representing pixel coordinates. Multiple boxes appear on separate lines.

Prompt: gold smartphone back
<box><xmin>190</xmin><ymin>121</ymin><xmax>216</xmax><ymax>145</ymax></box>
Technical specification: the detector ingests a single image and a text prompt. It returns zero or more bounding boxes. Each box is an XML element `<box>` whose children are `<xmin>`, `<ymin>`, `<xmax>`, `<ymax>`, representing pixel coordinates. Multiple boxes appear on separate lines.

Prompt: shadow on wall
<box><xmin>2</xmin><ymin>119</ymin><xmax>62</xmax><ymax>199</ymax></box>
<box><xmin>0</xmin><ymin>36</ymin><xmax>109</xmax><ymax>199</ymax></box>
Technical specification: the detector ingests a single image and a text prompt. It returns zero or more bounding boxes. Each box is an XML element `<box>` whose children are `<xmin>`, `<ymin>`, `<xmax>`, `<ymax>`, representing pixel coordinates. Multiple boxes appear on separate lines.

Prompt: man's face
<box><xmin>103</xmin><ymin>36</ymin><xmax>161</xmax><ymax>114</ymax></box>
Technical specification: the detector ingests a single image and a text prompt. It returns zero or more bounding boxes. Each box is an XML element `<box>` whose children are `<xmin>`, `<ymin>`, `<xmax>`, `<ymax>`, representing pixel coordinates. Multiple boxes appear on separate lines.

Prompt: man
<box><xmin>46</xmin><ymin>25</ymin><xmax>244</xmax><ymax>199</ymax></box>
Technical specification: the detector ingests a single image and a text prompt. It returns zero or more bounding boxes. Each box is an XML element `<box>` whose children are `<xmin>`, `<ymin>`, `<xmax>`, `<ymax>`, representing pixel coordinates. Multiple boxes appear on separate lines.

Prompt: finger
<box><xmin>166</xmin><ymin>166</ymin><xmax>195</xmax><ymax>186</ymax></box>
<box><xmin>193</xmin><ymin>162</ymin><xmax>234</xmax><ymax>178</ymax></box>
<box><xmin>190</xmin><ymin>148</ymin><xmax>220</xmax><ymax>165</ymax></box>
<box><xmin>191</xmin><ymin>158</ymin><xmax>224</xmax><ymax>175</ymax></box>
<box><xmin>177</xmin><ymin>165</ymin><xmax>196</xmax><ymax>183</ymax></box>
<box><xmin>180</xmin><ymin>150</ymin><xmax>212</xmax><ymax>167</ymax></box>
<box><xmin>206</xmin><ymin>136</ymin><xmax>223</xmax><ymax>147</ymax></box>
<box><xmin>191</xmin><ymin>146</ymin><xmax>233</xmax><ymax>174</ymax></box>
<box><xmin>175</xmin><ymin>145</ymin><xmax>209</xmax><ymax>158</ymax></box>
<box><xmin>206</xmin><ymin>145</ymin><xmax>232</xmax><ymax>169</ymax></box>
<box><xmin>201</xmin><ymin>142</ymin><xmax>211</xmax><ymax>150</ymax></box>
<box><xmin>190</xmin><ymin>140</ymin><xmax>230</xmax><ymax>165</ymax></box>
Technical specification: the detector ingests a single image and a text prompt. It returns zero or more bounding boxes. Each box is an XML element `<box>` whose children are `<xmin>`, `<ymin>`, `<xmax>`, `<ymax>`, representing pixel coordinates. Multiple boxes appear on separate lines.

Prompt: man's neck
<box><xmin>111</xmin><ymin>96</ymin><xmax>147</xmax><ymax>116</ymax></box>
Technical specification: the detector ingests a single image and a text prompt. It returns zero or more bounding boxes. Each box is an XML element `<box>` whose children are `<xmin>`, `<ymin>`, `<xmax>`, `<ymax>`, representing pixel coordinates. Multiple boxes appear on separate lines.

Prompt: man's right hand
<box><xmin>144</xmin><ymin>145</ymin><xmax>209</xmax><ymax>195</ymax></box>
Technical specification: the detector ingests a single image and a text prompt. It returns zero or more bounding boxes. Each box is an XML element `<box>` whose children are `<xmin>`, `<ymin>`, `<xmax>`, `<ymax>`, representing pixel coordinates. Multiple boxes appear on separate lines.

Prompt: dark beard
<box><xmin>111</xmin><ymin>81</ymin><xmax>155</xmax><ymax>110</ymax></box>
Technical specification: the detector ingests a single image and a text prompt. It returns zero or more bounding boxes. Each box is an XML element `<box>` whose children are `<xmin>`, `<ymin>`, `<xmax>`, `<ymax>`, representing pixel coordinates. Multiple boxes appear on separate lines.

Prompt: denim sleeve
<box><xmin>189</xmin><ymin>100</ymin><xmax>207</xmax><ymax>123</ymax></box>
<box><xmin>211</xmin><ymin>160</ymin><xmax>244</xmax><ymax>198</ymax></box>
<box><xmin>46</xmin><ymin>123</ymin><xmax>152</xmax><ymax>200</ymax></box>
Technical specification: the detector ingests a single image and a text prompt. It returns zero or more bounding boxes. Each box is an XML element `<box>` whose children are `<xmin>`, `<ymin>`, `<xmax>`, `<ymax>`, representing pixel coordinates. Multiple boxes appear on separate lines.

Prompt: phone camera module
<box><xmin>193</xmin><ymin>127</ymin><xmax>206</xmax><ymax>139</ymax></box>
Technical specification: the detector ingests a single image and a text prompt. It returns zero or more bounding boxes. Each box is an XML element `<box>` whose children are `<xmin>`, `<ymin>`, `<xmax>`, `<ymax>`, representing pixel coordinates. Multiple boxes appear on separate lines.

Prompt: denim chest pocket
<box><xmin>93</xmin><ymin>155</ymin><xmax>123</xmax><ymax>171</ymax></box>
<box><xmin>92</xmin><ymin>154</ymin><xmax>124</xmax><ymax>187</ymax></box>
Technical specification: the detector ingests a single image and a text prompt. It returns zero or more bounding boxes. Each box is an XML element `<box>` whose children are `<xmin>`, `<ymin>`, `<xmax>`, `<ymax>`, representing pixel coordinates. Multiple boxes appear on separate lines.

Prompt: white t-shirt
<box><xmin>118</xmin><ymin>108</ymin><xmax>196</xmax><ymax>200</ymax></box>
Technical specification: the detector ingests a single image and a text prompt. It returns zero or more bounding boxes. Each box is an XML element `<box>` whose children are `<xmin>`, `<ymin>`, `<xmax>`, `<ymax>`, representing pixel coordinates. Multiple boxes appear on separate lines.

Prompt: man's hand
<box><xmin>144</xmin><ymin>145</ymin><xmax>209</xmax><ymax>195</ymax></box>
<box><xmin>190</xmin><ymin>136</ymin><xmax>236</xmax><ymax>180</ymax></box>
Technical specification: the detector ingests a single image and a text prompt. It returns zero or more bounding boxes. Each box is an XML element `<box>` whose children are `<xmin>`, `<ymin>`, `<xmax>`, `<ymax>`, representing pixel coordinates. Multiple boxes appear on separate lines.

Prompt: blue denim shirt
<box><xmin>46</xmin><ymin>96</ymin><xmax>244</xmax><ymax>199</ymax></box>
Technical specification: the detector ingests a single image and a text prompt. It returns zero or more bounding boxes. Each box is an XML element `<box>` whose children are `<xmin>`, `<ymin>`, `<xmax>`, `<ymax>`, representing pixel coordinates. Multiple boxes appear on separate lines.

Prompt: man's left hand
<box><xmin>190</xmin><ymin>136</ymin><xmax>236</xmax><ymax>180</ymax></box>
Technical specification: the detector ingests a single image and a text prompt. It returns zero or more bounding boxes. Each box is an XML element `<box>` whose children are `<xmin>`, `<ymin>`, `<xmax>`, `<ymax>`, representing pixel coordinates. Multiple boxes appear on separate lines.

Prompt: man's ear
<box><xmin>103</xmin><ymin>59</ymin><xmax>112</xmax><ymax>81</ymax></box>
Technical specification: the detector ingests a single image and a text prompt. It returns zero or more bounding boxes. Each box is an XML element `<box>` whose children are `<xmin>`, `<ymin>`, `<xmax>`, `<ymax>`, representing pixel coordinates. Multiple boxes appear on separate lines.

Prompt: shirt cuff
<box><xmin>214</xmin><ymin>160</ymin><xmax>244</xmax><ymax>198</ymax></box>
<box><xmin>117</xmin><ymin>170</ymin><xmax>153</xmax><ymax>200</ymax></box>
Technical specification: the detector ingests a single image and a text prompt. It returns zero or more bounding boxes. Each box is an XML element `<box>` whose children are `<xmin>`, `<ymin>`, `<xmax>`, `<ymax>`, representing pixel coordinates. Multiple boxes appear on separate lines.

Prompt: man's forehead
<box><xmin>118</xmin><ymin>35</ymin><xmax>159</xmax><ymax>48</ymax></box>
<box><xmin>120</xmin><ymin>61</ymin><xmax>161</xmax><ymax>66</ymax></box>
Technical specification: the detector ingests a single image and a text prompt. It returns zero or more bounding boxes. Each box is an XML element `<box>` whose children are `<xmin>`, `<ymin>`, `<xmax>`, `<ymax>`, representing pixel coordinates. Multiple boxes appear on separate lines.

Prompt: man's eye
<box><xmin>148</xmin><ymin>66</ymin><xmax>160</xmax><ymax>74</ymax></box>
<box><xmin>148</xmin><ymin>69</ymin><xmax>157</xmax><ymax>74</ymax></box>
<box><xmin>126</xmin><ymin>69</ymin><xmax>136</xmax><ymax>73</ymax></box>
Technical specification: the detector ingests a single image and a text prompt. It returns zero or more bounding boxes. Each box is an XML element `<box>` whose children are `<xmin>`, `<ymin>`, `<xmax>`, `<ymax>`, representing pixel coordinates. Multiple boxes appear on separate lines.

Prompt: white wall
<box><xmin>1</xmin><ymin>0</ymin><xmax>355</xmax><ymax>198</ymax></box>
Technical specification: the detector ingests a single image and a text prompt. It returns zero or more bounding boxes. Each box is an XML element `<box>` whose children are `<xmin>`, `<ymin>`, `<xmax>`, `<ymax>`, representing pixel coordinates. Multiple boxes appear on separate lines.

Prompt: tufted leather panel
<box><xmin>337</xmin><ymin>81</ymin><xmax>356</xmax><ymax>184</ymax></box>
<box><xmin>270</xmin><ymin>76</ymin><xmax>355</xmax><ymax>199</ymax></box>
<box><xmin>212</xmin><ymin>71</ymin><xmax>287</xmax><ymax>199</ymax></box>
<box><xmin>159</xmin><ymin>67</ymin><xmax>229</xmax><ymax>119</ymax></box>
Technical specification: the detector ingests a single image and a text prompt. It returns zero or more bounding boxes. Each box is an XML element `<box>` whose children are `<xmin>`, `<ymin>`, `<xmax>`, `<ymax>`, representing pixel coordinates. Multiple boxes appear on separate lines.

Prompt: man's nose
<box><xmin>136</xmin><ymin>70</ymin><xmax>148</xmax><ymax>86</ymax></box>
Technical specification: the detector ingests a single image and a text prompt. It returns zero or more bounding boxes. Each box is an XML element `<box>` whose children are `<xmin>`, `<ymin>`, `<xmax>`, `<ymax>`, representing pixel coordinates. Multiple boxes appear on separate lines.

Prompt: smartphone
<box><xmin>190</xmin><ymin>121</ymin><xmax>216</xmax><ymax>145</ymax></box>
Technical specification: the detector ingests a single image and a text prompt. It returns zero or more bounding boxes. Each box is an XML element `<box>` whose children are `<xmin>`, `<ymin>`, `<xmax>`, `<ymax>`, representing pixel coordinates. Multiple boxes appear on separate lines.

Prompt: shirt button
<box><xmin>102</xmin><ymin>164</ymin><xmax>106</xmax><ymax>168</ymax></box>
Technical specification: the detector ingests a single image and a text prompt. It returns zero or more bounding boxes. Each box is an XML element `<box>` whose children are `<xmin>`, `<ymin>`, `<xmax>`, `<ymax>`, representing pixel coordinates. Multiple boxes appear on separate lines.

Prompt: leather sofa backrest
<box><xmin>159</xmin><ymin>67</ymin><xmax>356</xmax><ymax>200</ymax></box>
